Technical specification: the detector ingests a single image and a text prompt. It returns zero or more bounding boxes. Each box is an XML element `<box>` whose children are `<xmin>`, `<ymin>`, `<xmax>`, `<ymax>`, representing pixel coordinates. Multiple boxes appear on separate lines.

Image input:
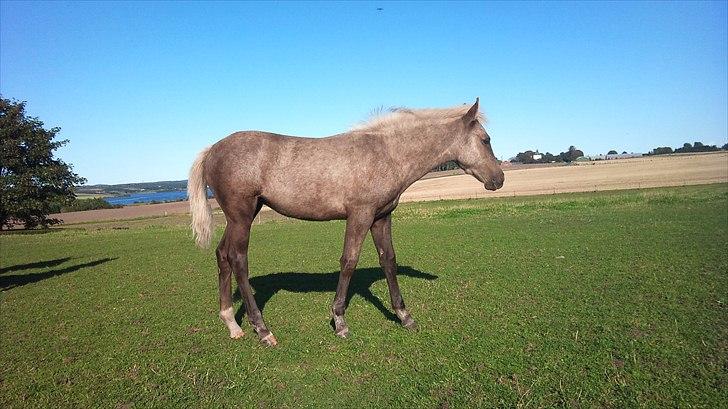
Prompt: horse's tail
<box><xmin>188</xmin><ymin>146</ymin><xmax>213</xmax><ymax>249</ymax></box>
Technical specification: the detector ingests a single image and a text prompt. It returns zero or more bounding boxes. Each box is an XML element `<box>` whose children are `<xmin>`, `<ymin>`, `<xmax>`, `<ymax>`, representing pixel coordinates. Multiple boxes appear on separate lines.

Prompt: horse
<box><xmin>187</xmin><ymin>98</ymin><xmax>504</xmax><ymax>346</ymax></box>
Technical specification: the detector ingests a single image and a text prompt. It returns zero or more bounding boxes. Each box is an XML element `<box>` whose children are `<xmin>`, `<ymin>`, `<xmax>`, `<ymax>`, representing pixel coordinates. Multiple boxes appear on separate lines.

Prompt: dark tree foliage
<box><xmin>432</xmin><ymin>160</ymin><xmax>460</xmax><ymax>172</ymax></box>
<box><xmin>514</xmin><ymin>150</ymin><xmax>538</xmax><ymax>163</ymax></box>
<box><xmin>647</xmin><ymin>141</ymin><xmax>725</xmax><ymax>156</ymax></box>
<box><xmin>649</xmin><ymin>146</ymin><xmax>673</xmax><ymax>155</ymax></box>
<box><xmin>607</xmin><ymin>150</ymin><xmax>618</xmax><ymax>155</ymax></box>
<box><xmin>674</xmin><ymin>141</ymin><xmax>721</xmax><ymax>154</ymax></box>
<box><xmin>0</xmin><ymin>98</ymin><xmax>86</xmax><ymax>229</ymax></box>
<box><xmin>513</xmin><ymin>146</ymin><xmax>585</xmax><ymax>164</ymax></box>
<box><xmin>558</xmin><ymin>145</ymin><xmax>584</xmax><ymax>162</ymax></box>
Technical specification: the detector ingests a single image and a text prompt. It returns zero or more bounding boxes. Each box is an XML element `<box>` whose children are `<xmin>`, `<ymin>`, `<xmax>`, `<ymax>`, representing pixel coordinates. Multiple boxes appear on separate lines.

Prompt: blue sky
<box><xmin>1</xmin><ymin>1</ymin><xmax>726</xmax><ymax>185</ymax></box>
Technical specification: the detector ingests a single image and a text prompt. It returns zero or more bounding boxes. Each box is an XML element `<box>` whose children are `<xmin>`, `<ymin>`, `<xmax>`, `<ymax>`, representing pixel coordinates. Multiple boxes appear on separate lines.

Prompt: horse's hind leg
<box><xmin>224</xmin><ymin>199</ymin><xmax>277</xmax><ymax>346</ymax></box>
<box><xmin>371</xmin><ymin>214</ymin><xmax>416</xmax><ymax>330</ymax></box>
<box><xmin>216</xmin><ymin>226</ymin><xmax>245</xmax><ymax>339</ymax></box>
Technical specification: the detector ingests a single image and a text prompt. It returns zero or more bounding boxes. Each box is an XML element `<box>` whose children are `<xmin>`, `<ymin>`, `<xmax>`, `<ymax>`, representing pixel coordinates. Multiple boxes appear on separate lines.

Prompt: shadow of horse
<box><xmin>0</xmin><ymin>258</ymin><xmax>117</xmax><ymax>290</ymax></box>
<box><xmin>0</xmin><ymin>257</ymin><xmax>72</xmax><ymax>275</ymax></box>
<box><xmin>234</xmin><ymin>266</ymin><xmax>437</xmax><ymax>324</ymax></box>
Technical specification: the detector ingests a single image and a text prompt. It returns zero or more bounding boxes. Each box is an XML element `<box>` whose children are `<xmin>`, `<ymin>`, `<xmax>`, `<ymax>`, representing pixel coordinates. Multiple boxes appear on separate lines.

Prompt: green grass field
<box><xmin>1</xmin><ymin>185</ymin><xmax>726</xmax><ymax>408</ymax></box>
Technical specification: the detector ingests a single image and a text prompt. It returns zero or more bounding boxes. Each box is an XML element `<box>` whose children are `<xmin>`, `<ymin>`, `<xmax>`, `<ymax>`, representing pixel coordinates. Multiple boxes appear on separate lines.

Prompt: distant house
<box><xmin>532</xmin><ymin>154</ymin><xmax>543</xmax><ymax>161</ymax></box>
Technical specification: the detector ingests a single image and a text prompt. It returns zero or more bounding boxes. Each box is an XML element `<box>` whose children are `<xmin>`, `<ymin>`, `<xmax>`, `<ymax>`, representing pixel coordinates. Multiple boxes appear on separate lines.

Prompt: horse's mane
<box><xmin>351</xmin><ymin>103</ymin><xmax>486</xmax><ymax>133</ymax></box>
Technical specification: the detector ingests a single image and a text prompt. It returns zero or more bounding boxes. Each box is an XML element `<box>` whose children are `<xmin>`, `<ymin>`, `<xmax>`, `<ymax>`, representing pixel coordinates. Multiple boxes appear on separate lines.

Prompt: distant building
<box><xmin>585</xmin><ymin>153</ymin><xmax>643</xmax><ymax>161</ymax></box>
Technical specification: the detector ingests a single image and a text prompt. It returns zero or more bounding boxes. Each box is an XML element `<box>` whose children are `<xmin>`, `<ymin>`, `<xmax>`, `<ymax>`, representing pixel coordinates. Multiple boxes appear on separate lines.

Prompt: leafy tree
<box><xmin>723</xmin><ymin>143</ymin><xmax>728</xmax><ymax>150</ymax></box>
<box><xmin>649</xmin><ymin>147</ymin><xmax>673</xmax><ymax>155</ymax></box>
<box><xmin>607</xmin><ymin>150</ymin><xmax>618</xmax><ymax>155</ymax></box>
<box><xmin>622</xmin><ymin>151</ymin><xmax>628</xmax><ymax>154</ymax></box>
<box><xmin>515</xmin><ymin>150</ymin><xmax>536</xmax><ymax>163</ymax></box>
<box><xmin>559</xmin><ymin>146</ymin><xmax>584</xmax><ymax>162</ymax></box>
<box><xmin>0</xmin><ymin>98</ymin><xmax>85</xmax><ymax>229</ymax></box>
<box><xmin>673</xmin><ymin>141</ymin><xmax>720</xmax><ymax>154</ymax></box>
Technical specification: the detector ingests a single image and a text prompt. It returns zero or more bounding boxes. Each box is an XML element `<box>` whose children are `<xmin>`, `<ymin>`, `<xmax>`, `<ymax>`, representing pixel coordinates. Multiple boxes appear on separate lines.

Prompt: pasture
<box><xmin>1</xmin><ymin>184</ymin><xmax>726</xmax><ymax>407</ymax></box>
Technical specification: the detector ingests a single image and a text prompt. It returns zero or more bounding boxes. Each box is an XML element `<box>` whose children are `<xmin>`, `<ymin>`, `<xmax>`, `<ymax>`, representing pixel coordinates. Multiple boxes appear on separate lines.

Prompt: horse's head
<box><xmin>456</xmin><ymin>98</ymin><xmax>505</xmax><ymax>191</ymax></box>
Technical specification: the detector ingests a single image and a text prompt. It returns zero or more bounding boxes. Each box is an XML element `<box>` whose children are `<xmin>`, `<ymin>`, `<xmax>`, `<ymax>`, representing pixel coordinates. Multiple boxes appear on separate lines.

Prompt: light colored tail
<box><xmin>188</xmin><ymin>146</ymin><xmax>213</xmax><ymax>249</ymax></box>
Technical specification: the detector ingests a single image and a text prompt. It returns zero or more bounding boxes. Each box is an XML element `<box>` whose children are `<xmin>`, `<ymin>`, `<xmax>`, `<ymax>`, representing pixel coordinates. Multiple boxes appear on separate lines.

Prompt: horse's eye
<box><xmin>481</xmin><ymin>138</ymin><xmax>490</xmax><ymax>145</ymax></box>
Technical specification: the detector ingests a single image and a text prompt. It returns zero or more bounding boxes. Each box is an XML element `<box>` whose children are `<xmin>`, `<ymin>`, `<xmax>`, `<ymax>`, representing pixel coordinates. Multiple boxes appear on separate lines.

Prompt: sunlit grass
<box><xmin>1</xmin><ymin>184</ymin><xmax>726</xmax><ymax>407</ymax></box>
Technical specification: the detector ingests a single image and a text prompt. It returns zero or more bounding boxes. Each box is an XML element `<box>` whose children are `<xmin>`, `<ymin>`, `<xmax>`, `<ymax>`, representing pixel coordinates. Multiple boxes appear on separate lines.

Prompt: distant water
<box><xmin>104</xmin><ymin>190</ymin><xmax>188</xmax><ymax>206</ymax></box>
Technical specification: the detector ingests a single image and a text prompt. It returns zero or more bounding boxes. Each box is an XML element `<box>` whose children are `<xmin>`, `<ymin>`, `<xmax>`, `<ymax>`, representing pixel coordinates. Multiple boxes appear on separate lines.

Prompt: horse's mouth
<box><xmin>466</xmin><ymin>168</ymin><xmax>503</xmax><ymax>191</ymax></box>
<box><xmin>484</xmin><ymin>178</ymin><xmax>504</xmax><ymax>191</ymax></box>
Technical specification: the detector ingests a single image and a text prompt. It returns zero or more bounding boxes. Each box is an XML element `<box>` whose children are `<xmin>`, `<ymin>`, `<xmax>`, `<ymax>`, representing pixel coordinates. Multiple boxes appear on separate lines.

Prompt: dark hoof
<box><xmin>402</xmin><ymin>317</ymin><xmax>418</xmax><ymax>331</ymax></box>
<box><xmin>335</xmin><ymin>327</ymin><xmax>349</xmax><ymax>338</ymax></box>
<box><xmin>260</xmin><ymin>333</ymin><xmax>278</xmax><ymax>347</ymax></box>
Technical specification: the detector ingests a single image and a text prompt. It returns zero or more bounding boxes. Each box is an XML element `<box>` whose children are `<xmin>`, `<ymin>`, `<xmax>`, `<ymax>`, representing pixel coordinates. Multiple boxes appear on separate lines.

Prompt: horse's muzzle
<box><xmin>484</xmin><ymin>174</ymin><xmax>505</xmax><ymax>191</ymax></box>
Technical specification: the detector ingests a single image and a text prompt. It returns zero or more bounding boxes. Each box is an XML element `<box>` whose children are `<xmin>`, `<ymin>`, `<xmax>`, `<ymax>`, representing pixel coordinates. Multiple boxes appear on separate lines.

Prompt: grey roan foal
<box><xmin>188</xmin><ymin>99</ymin><xmax>504</xmax><ymax>346</ymax></box>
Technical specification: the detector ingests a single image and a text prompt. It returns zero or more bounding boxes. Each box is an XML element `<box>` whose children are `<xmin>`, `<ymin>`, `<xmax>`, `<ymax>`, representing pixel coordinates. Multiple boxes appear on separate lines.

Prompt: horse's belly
<box><xmin>262</xmin><ymin>193</ymin><xmax>347</xmax><ymax>221</ymax></box>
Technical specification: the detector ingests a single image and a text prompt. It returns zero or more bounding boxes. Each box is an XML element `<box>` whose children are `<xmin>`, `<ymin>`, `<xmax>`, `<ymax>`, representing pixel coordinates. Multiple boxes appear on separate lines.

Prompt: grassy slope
<box><xmin>1</xmin><ymin>185</ymin><xmax>726</xmax><ymax>408</ymax></box>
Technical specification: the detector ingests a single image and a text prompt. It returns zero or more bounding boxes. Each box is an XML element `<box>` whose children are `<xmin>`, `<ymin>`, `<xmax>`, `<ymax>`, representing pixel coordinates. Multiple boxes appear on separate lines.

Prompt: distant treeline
<box><xmin>76</xmin><ymin>179</ymin><xmax>187</xmax><ymax>196</ymax></box>
<box><xmin>432</xmin><ymin>161</ymin><xmax>461</xmax><ymax>172</ymax></box>
<box><xmin>511</xmin><ymin>146</ymin><xmax>584</xmax><ymax>164</ymax></box>
<box><xmin>48</xmin><ymin>197</ymin><xmax>122</xmax><ymax>213</ymax></box>
<box><xmin>646</xmin><ymin>142</ymin><xmax>728</xmax><ymax>156</ymax></box>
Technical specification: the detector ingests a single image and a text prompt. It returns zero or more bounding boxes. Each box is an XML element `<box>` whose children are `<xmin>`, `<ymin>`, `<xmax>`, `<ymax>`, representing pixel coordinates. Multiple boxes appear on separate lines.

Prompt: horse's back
<box><xmin>205</xmin><ymin>130</ymin><xmax>399</xmax><ymax>220</ymax></box>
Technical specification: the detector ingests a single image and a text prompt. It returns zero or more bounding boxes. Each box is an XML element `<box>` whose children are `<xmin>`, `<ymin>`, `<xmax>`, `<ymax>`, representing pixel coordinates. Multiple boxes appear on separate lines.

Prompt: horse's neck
<box><xmin>385</xmin><ymin>124</ymin><xmax>459</xmax><ymax>189</ymax></box>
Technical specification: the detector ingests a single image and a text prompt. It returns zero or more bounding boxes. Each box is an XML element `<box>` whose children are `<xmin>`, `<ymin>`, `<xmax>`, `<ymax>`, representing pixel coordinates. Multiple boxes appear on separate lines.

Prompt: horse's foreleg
<box><xmin>371</xmin><ymin>214</ymin><xmax>416</xmax><ymax>330</ymax></box>
<box><xmin>216</xmin><ymin>226</ymin><xmax>245</xmax><ymax>339</ymax></box>
<box><xmin>332</xmin><ymin>212</ymin><xmax>373</xmax><ymax>337</ymax></box>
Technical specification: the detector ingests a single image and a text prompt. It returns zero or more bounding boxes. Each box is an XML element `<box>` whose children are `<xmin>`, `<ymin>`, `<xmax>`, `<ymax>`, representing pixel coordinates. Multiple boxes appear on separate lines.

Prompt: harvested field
<box><xmin>53</xmin><ymin>152</ymin><xmax>728</xmax><ymax>224</ymax></box>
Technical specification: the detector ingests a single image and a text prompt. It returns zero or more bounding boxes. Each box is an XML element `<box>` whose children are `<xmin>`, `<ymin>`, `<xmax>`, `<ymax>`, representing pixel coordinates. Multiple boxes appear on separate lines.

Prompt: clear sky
<box><xmin>1</xmin><ymin>1</ymin><xmax>726</xmax><ymax>185</ymax></box>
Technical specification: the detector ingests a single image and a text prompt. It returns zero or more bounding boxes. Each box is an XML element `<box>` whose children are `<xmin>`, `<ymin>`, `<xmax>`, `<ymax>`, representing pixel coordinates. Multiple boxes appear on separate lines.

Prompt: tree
<box><xmin>649</xmin><ymin>147</ymin><xmax>673</xmax><ymax>155</ymax></box>
<box><xmin>559</xmin><ymin>146</ymin><xmax>584</xmax><ymax>162</ymax></box>
<box><xmin>607</xmin><ymin>150</ymin><xmax>618</xmax><ymax>155</ymax></box>
<box><xmin>0</xmin><ymin>98</ymin><xmax>85</xmax><ymax>229</ymax></box>
<box><xmin>515</xmin><ymin>150</ymin><xmax>536</xmax><ymax>164</ymax></box>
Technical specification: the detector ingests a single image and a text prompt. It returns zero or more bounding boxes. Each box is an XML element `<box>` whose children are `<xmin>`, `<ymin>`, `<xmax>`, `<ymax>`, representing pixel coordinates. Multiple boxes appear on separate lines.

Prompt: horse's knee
<box><xmin>378</xmin><ymin>249</ymin><xmax>396</xmax><ymax>266</ymax></box>
<box><xmin>229</xmin><ymin>249</ymin><xmax>247</xmax><ymax>270</ymax></box>
<box><xmin>339</xmin><ymin>254</ymin><xmax>358</xmax><ymax>272</ymax></box>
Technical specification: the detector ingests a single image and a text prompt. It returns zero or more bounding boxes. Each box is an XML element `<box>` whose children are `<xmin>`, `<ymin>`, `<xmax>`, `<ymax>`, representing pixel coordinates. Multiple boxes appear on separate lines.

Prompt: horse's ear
<box><xmin>462</xmin><ymin>97</ymin><xmax>479</xmax><ymax>125</ymax></box>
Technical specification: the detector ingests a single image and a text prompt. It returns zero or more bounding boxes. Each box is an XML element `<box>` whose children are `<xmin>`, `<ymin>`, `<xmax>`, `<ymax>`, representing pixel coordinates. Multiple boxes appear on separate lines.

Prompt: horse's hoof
<box><xmin>335</xmin><ymin>327</ymin><xmax>349</xmax><ymax>338</ymax></box>
<box><xmin>402</xmin><ymin>317</ymin><xmax>418</xmax><ymax>331</ymax></box>
<box><xmin>260</xmin><ymin>333</ymin><xmax>278</xmax><ymax>347</ymax></box>
<box><xmin>229</xmin><ymin>328</ymin><xmax>245</xmax><ymax>339</ymax></box>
